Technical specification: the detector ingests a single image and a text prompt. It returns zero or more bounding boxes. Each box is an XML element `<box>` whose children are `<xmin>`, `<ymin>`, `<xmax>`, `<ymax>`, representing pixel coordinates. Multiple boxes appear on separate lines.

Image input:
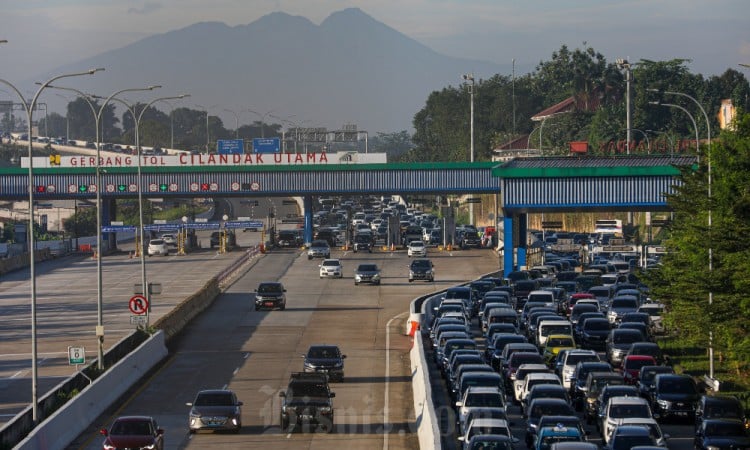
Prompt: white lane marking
<box><xmin>385</xmin><ymin>311</ymin><xmax>408</xmax><ymax>450</ymax></box>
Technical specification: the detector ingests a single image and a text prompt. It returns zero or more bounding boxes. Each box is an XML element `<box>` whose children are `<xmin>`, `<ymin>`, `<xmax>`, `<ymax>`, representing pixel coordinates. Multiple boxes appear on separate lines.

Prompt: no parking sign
<box><xmin>129</xmin><ymin>294</ymin><xmax>149</xmax><ymax>315</ymax></box>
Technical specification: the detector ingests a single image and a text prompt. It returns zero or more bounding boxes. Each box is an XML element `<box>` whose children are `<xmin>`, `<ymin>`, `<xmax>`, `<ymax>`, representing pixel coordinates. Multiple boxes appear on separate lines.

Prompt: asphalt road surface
<box><xmin>65</xmin><ymin>246</ymin><xmax>502</xmax><ymax>450</ymax></box>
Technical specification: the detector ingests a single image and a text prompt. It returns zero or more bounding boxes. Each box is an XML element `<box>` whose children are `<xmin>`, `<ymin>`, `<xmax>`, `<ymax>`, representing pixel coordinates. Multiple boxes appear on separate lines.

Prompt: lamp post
<box><xmin>246</xmin><ymin>109</ymin><xmax>274</xmax><ymax>138</ymax></box>
<box><xmin>157</xmin><ymin>98</ymin><xmax>178</xmax><ymax>150</ymax></box>
<box><xmin>648</xmin><ymin>88</ymin><xmax>714</xmax><ymax>379</ymax></box>
<box><xmin>0</xmin><ymin>67</ymin><xmax>104</xmax><ymax>423</ymax></box>
<box><xmin>649</xmin><ymin>102</ymin><xmax>699</xmax><ymax>159</ymax></box>
<box><xmin>646</xmin><ymin>129</ymin><xmax>675</xmax><ymax>159</ymax></box>
<box><xmin>616</xmin><ymin>58</ymin><xmax>633</xmax><ymax>154</ymax></box>
<box><xmin>269</xmin><ymin>114</ymin><xmax>296</xmax><ymax>152</ymax></box>
<box><xmin>134</xmin><ymin>94</ymin><xmax>189</xmax><ymax>326</ymax></box>
<box><xmin>462</xmin><ymin>73</ymin><xmax>475</xmax><ymax>226</ymax></box>
<box><xmin>195</xmin><ymin>104</ymin><xmax>217</xmax><ymax>153</ymax></box>
<box><xmin>52</xmin><ymin>84</ymin><xmax>159</xmax><ymax>370</ymax></box>
<box><xmin>224</xmin><ymin>108</ymin><xmax>240</xmax><ymax>139</ymax></box>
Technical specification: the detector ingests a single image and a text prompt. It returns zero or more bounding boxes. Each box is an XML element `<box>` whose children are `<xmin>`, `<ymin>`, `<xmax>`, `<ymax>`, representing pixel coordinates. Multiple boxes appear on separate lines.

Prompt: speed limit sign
<box><xmin>68</xmin><ymin>346</ymin><xmax>85</xmax><ymax>365</ymax></box>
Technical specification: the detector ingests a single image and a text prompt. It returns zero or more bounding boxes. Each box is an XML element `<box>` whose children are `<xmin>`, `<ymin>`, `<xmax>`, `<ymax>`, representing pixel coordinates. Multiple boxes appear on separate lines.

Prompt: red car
<box><xmin>620</xmin><ymin>355</ymin><xmax>657</xmax><ymax>385</ymax></box>
<box><xmin>101</xmin><ymin>415</ymin><xmax>164</xmax><ymax>450</ymax></box>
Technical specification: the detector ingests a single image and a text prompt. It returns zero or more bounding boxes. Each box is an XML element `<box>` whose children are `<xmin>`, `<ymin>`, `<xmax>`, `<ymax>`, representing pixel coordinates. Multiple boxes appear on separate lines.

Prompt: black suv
<box><xmin>303</xmin><ymin>345</ymin><xmax>346</xmax><ymax>382</ymax></box>
<box><xmin>352</xmin><ymin>233</ymin><xmax>373</xmax><ymax>253</ymax></box>
<box><xmin>279</xmin><ymin>373</ymin><xmax>335</xmax><ymax>432</ymax></box>
<box><xmin>254</xmin><ymin>282</ymin><xmax>287</xmax><ymax>311</ymax></box>
<box><xmin>408</xmin><ymin>258</ymin><xmax>435</xmax><ymax>282</ymax></box>
<box><xmin>277</xmin><ymin>230</ymin><xmax>302</xmax><ymax>248</ymax></box>
<box><xmin>650</xmin><ymin>373</ymin><xmax>700</xmax><ymax>421</ymax></box>
<box><xmin>695</xmin><ymin>394</ymin><xmax>747</xmax><ymax>430</ymax></box>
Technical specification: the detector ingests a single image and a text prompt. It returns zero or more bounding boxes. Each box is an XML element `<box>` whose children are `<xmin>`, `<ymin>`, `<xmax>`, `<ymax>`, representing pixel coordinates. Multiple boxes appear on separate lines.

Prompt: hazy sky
<box><xmin>2</xmin><ymin>0</ymin><xmax>749</xmax><ymax>93</ymax></box>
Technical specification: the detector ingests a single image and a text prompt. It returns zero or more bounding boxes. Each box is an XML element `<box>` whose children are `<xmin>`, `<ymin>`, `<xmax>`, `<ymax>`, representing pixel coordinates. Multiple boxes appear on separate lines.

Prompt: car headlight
<box><xmin>319</xmin><ymin>406</ymin><xmax>332</xmax><ymax>414</ymax></box>
<box><xmin>190</xmin><ymin>410</ymin><xmax>201</xmax><ymax>418</ymax></box>
<box><xmin>334</xmin><ymin>362</ymin><xmax>343</xmax><ymax>368</ymax></box>
<box><xmin>103</xmin><ymin>444</ymin><xmax>116</xmax><ymax>450</ymax></box>
<box><xmin>657</xmin><ymin>399</ymin><xmax>671</xmax><ymax>408</ymax></box>
<box><xmin>706</xmin><ymin>446</ymin><xmax>721</xmax><ymax>450</ymax></box>
<box><xmin>372</xmin><ymin>274</ymin><xmax>380</xmax><ymax>279</ymax></box>
<box><xmin>409</xmin><ymin>271</ymin><xmax>415</xmax><ymax>276</ymax></box>
<box><xmin>304</xmin><ymin>362</ymin><xmax>315</xmax><ymax>369</ymax></box>
<box><xmin>143</xmin><ymin>445</ymin><xmax>156</xmax><ymax>450</ymax></box>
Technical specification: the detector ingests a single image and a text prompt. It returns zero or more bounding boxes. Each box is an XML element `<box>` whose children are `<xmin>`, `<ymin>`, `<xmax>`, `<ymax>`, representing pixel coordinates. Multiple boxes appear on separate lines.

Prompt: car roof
<box><xmin>467</xmin><ymin>417</ymin><xmax>509</xmax><ymax>426</ymax></box>
<box><xmin>465</xmin><ymin>386</ymin><xmax>504</xmax><ymax>395</ymax></box>
<box><xmin>608</xmin><ymin>396</ymin><xmax>650</xmax><ymax>405</ymax></box>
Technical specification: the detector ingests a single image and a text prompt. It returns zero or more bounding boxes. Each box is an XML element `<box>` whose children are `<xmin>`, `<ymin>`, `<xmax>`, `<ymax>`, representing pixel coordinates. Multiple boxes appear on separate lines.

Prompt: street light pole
<box><xmin>135</xmin><ymin>94</ymin><xmax>189</xmax><ymax>326</ymax></box>
<box><xmin>195</xmin><ymin>104</ymin><xmax>217</xmax><ymax>153</ymax></box>
<box><xmin>60</xmin><ymin>84</ymin><xmax>159</xmax><ymax>369</ymax></box>
<box><xmin>648</xmin><ymin>88</ymin><xmax>714</xmax><ymax>378</ymax></box>
<box><xmin>246</xmin><ymin>109</ymin><xmax>274</xmax><ymax>138</ymax></box>
<box><xmin>0</xmin><ymin>67</ymin><xmax>103</xmax><ymax>423</ymax></box>
<box><xmin>224</xmin><ymin>108</ymin><xmax>240</xmax><ymax>139</ymax></box>
<box><xmin>616</xmin><ymin>58</ymin><xmax>632</xmax><ymax>154</ymax></box>
<box><xmin>54</xmin><ymin>93</ymin><xmax>70</xmax><ymax>144</ymax></box>
<box><xmin>462</xmin><ymin>73</ymin><xmax>475</xmax><ymax>226</ymax></box>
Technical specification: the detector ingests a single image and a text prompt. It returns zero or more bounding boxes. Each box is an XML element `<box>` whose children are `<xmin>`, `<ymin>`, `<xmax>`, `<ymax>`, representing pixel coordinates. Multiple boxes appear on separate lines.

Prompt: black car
<box><xmin>569</xmin><ymin>361</ymin><xmax>613</xmax><ymax>410</ymax></box>
<box><xmin>354</xmin><ymin>264</ymin><xmax>381</xmax><ymax>285</ymax></box>
<box><xmin>352</xmin><ymin>233</ymin><xmax>373</xmax><ymax>252</ymax></box>
<box><xmin>254</xmin><ymin>282</ymin><xmax>287</xmax><ymax>311</ymax></box>
<box><xmin>637</xmin><ymin>365</ymin><xmax>675</xmax><ymax>399</ymax></box>
<box><xmin>408</xmin><ymin>258</ymin><xmax>435</xmax><ymax>282</ymax></box>
<box><xmin>650</xmin><ymin>373</ymin><xmax>700</xmax><ymax>421</ymax></box>
<box><xmin>694</xmin><ymin>419</ymin><xmax>750</xmax><ymax>450</ymax></box>
<box><xmin>302</xmin><ymin>345</ymin><xmax>346</xmax><ymax>382</ymax></box>
<box><xmin>578</xmin><ymin>317</ymin><xmax>611</xmax><ymax>350</ymax></box>
<box><xmin>277</xmin><ymin>230</ymin><xmax>302</xmax><ymax>247</ymax></box>
<box><xmin>186</xmin><ymin>389</ymin><xmax>243</xmax><ymax>433</ymax></box>
<box><xmin>695</xmin><ymin>395</ymin><xmax>747</xmax><ymax>430</ymax></box>
<box><xmin>605</xmin><ymin>328</ymin><xmax>645</xmax><ymax>367</ymax></box>
<box><xmin>279</xmin><ymin>373</ymin><xmax>335</xmax><ymax>432</ymax></box>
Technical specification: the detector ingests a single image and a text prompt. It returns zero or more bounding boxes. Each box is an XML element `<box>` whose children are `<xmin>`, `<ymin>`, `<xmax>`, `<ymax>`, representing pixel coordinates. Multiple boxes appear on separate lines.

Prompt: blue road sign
<box><xmin>144</xmin><ymin>224</ymin><xmax>181</xmax><ymax>232</ymax></box>
<box><xmin>183</xmin><ymin>222</ymin><xmax>221</xmax><ymax>230</ymax></box>
<box><xmin>102</xmin><ymin>225</ymin><xmax>137</xmax><ymax>233</ymax></box>
<box><xmin>225</xmin><ymin>220</ymin><xmax>264</xmax><ymax>229</ymax></box>
<box><xmin>252</xmin><ymin>137</ymin><xmax>281</xmax><ymax>154</ymax></box>
<box><xmin>217</xmin><ymin>139</ymin><xmax>244</xmax><ymax>155</ymax></box>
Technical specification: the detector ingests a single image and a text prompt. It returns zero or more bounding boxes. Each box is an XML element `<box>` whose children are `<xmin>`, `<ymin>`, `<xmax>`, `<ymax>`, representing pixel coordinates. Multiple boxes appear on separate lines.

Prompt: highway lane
<box><xmin>67</xmin><ymin>247</ymin><xmax>502</xmax><ymax>450</ymax></box>
<box><xmin>0</xmin><ymin>227</ymin><xmax>266</xmax><ymax>426</ymax></box>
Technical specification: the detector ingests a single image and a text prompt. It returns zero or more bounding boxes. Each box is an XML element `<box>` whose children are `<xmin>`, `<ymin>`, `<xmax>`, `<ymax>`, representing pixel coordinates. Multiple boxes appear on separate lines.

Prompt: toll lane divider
<box><xmin>407</xmin><ymin>270</ymin><xmax>501</xmax><ymax>449</ymax></box>
<box><xmin>14</xmin><ymin>331</ymin><xmax>168</xmax><ymax>450</ymax></box>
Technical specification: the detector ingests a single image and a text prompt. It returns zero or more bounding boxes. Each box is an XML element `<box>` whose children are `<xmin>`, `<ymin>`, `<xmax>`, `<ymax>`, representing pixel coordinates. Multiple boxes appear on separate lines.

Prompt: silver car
<box><xmin>187</xmin><ymin>389</ymin><xmax>243</xmax><ymax>433</ymax></box>
<box><xmin>319</xmin><ymin>259</ymin><xmax>343</xmax><ymax>278</ymax></box>
<box><xmin>307</xmin><ymin>240</ymin><xmax>331</xmax><ymax>260</ymax></box>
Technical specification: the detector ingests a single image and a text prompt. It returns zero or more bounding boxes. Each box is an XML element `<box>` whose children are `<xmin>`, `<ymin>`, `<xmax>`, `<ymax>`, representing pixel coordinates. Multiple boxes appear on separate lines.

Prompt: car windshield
<box><xmin>411</xmin><ymin>260</ymin><xmax>431</xmax><ymax>268</ymax></box>
<box><xmin>586</xmin><ymin>320</ymin><xmax>610</xmax><ymax>330</ymax></box>
<box><xmin>659</xmin><ymin>377</ymin><xmax>697</xmax><ymax>394</ymax></box>
<box><xmin>195</xmin><ymin>392</ymin><xmax>233</xmax><ymax>406</ymax></box>
<box><xmin>530</xmin><ymin>403</ymin><xmax>572</xmax><ymax>419</ymax></box>
<box><xmin>322</xmin><ymin>260</ymin><xmax>340</xmax><ymax>267</ymax></box>
<box><xmin>567</xmin><ymin>353</ymin><xmax>598</xmax><ymax>366</ymax></box>
<box><xmin>288</xmin><ymin>382</ymin><xmax>329</xmax><ymax>399</ymax></box>
<box><xmin>150</xmin><ymin>239</ymin><xmax>164</xmax><ymax>245</ymax></box>
<box><xmin>308</xmin><ymin>347</ymin><xmax>338</xmax><ymax>358</ymax></box>
<box><xmin>468</xmin><ymin>426</ymin><xmax>509</xmax><ymax>438</ymax></box>
<box><xmin>613</xmin><ymin>331</ymin><xmax>642</xmax><ymax>344</ymax></box>
<box><xmin>257</xmin><ymin>284</ymin><xmax>283</xmax><ymax>294</ymax></box>
<box><xmin>705</xmin><ymin>421</ymin><xmax>746</xmax><ymax>436</ymax></box>
<box><xmin>466</xmin><ymin>393</ymin><xmax>503</xmax><ymax>407</ymax></box>
<box><xmin>547</xmin><ymin>337</ymin><xmax>574</xmax><ymax>347</ymax></box>
<box><xmin>111</xmin><ymin>420</ymin><xmax>153</xmax><ymax>436</ymax></box>
<box><xmin>358</xmin><ymin>264</ymin><xmax>377</xmax><ymax>271</ymax></box>
<box><xmin>610</xmin><ymin>404</ymin><xmax>651</xmax><ymax>418</ymax></box>
<box><xmin>611</xmin><ymin>298</ymin><xmax>638</xmax><ymax>308</ymax></box>
<box><xmin>614</xmin><ymin>435</ymin><xmax>655</xmax><ymax>449</ymax></box>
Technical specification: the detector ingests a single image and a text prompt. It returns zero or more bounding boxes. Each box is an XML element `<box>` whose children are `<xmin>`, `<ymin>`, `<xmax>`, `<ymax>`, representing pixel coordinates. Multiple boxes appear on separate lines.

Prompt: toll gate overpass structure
<box><xmin>2</xmin><ymin>155</ymin><xmax>500</xmax><ymax>244</ymax></box>
<box><xmin>3</xmin><ymin>153</ymin><xmax>695</xmax><ymax>264</ymax></box>
<box><xmin>493</xmin><ymin>155</ymin><xmax>696</xmax><ymax>275</ymax></box>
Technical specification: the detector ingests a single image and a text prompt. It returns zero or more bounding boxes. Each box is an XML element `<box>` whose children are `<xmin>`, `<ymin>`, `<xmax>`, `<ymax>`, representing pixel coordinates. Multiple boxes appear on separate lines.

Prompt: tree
<box><xmin>37</xmin><ymin>112</ymin><xmax>67</xmax><ymax>138</ymax></box>
<box><xmin>66</xmin><ymin>97</ymin><xmax>119</xmax><ymax>142</ymax></box>
<box><xmin>369</xmin><ymin>131</ymin><xmax>412</xmax><ymax>160</ymax></box>
<box><xmin>643</xmin><ymin>112</ymin><xmax>750</xmax><ymax>374</ymax></box>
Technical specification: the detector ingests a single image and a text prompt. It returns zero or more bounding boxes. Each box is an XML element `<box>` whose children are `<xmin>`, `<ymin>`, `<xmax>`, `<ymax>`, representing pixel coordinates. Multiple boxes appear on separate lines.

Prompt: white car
<box><xmin>147</xmin><ymin>239</ymin><xmax>169</xmax><ymax>256</ymax></box>
<box><xmin>319</xmin><ymin>259</ymin><xmax>343</xmax><ymax>278</ymax></box>
<box><xmin>160</xmin><ymin>233</ymin><xmax>177</xmax><ymax>246</ymax></box>
<box><xmin>407</xmin><ymin>240</ymin><xmax>427</xmax><ymax>257</ymax></box>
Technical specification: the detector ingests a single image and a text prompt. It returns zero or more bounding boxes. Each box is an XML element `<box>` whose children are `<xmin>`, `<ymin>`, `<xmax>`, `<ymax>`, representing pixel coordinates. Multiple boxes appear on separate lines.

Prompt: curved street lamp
<box><xmin>224</xmin><ymin>108</ymin><xmax>240</xmax><ymax>139</ymax></box>
<box><xmin>246</xmin><ymin>109</ymin><xmax>274</xmax><ymax>138</ymax></box>
<box><xmin>195</xmin><ymin>104</ymin><xmax>218</xmax><ymax>153</ymax></box>
<box><xmin>0</xmin><ymin>67</ymin><xmax>104</xmax><ymax>423</ymax></box>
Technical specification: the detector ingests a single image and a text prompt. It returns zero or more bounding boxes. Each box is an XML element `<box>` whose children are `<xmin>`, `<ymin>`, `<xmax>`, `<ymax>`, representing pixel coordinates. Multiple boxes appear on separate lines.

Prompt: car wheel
<box><xmin>409</xmin><ymin>279</ymin><xmax>413</xmax><ymax>283</ymax></box>
<box><xmin>375</xmin><ymin>281</ymin><xmax>381</xmax><ymax>285</ymax></box>
<box><xmin>280</xmin><ymin>303</ymin><xmax>286</xmax><ymax>311</ymax></box>
<box><xmin>308</xmin><ymin>255</ymin><xmax>312</xmax><ymax>260</ymax></box>
<box><xmin>254</xmin><ymin>306</ymin><xmax>260</xmax><ymax>311</ymax></box>
<box><xmin>188</xmin><ymin>428</ymin><xmax>195</xmax><ymax>434</ymax></box>
<box><xmin>368</xmin><ymin>249</ymin><xmax>372</xmax><ymax>253</ymax></box>
<box><xmin>280</xmin><ymin>416</ymin><xmax>289</xmax><ymax>431</ymax></box>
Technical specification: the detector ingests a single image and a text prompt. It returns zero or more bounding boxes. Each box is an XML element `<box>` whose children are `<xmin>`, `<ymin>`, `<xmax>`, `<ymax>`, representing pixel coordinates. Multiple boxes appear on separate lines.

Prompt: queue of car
<box><xmin>425</xmin><ymin>248</ymin><xmax>750</xmax><ymax>450</ymax></box>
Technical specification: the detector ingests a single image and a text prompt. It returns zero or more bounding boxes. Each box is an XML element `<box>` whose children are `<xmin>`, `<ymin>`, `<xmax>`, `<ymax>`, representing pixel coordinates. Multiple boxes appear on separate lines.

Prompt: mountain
<box><xmin>35</xmin><ymin>8</ymin><xmax>502</xmax><ymax>133</ymax></box>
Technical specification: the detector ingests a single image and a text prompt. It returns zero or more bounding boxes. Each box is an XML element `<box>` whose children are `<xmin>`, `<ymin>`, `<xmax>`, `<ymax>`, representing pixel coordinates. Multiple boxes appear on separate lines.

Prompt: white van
<box><xmin>536</xmin><ymin>319</ymin><xmax>573</xmax><ymax>348</ymax></box>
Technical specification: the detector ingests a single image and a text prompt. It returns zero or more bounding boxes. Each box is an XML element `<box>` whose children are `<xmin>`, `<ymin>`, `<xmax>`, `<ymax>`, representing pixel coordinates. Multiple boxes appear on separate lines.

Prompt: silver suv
<box><xmin>307</xmin><ymin>240</ymin><xmax>331</xmax><ymax>260</ymax></box>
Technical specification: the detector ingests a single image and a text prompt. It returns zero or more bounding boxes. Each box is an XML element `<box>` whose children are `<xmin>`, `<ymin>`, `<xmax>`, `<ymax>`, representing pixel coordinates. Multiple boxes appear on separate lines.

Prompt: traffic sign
<box><xmin>68</xmin><ymin>346</ymin><xmax>85</xmax><ymax>365</ymax></box>
<box><xmin>129</xmin><ymin>295</ymin><xmax>149</xmax><ymax>315</ymax></box>
<box><xmin>217</xmin><ymin>139</ymin><xmax>244</xmax><ymax>155</ymax></box>
<box><xmin>252</xmin><ymin>137</ymin><xmax>281</xmax><ymax>154</ymax></box>
<box><xmin>225</xmin><ymin>220</ymin><xmax>264</xmax><ymax>229</ymax></box>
